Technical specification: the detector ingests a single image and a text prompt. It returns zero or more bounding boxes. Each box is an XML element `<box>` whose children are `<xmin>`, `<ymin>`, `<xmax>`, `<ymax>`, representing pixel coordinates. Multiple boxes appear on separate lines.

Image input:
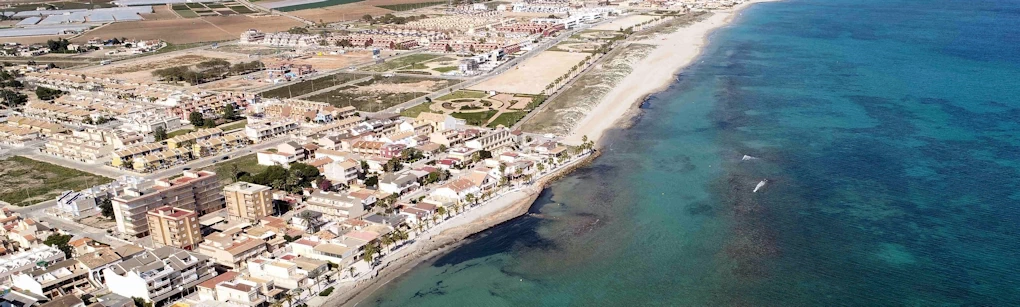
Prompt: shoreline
<box><xmin>331</xmin><ymin>2</ymin><xmax>773</xmax><ymax>305</ymax></box>
<box><xmin>562</xmin><ymin>0</ymin><xmax>775</xmax><ymax>146</ymax></box>
<box><xmin>329</xmin><ymin>154</ymin><xmax>598</xmax><ymax>307</ymax></box>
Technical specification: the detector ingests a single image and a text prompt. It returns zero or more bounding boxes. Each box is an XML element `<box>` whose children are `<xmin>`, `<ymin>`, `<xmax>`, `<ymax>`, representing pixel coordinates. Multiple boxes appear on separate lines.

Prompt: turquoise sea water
<box><xmin>361</xmin><ymin>0</ymin><xmax>1020</xmax><ymax>305</ymax></box>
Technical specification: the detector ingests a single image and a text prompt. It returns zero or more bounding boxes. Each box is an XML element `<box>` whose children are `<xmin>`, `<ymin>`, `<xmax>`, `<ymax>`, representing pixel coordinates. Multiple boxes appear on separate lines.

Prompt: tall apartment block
<box><xmin>223</xmin><ymin>182</ymin><xmax>273</xmax><ymax>221</ymax></box>
<box><xmin>147</xmin><ymin>206</ymin><xmax>203</xmax><ymax>250</ymax></box>
<box><xmin>112</xmin><ymin>171</ymin><xmax>225</xmax><ymax>237</ymax></box>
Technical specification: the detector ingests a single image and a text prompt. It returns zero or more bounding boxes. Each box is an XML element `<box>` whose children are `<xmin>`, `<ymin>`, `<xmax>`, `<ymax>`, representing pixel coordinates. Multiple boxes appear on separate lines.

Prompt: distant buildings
<box><xmin>240</xmin><ymin>29</ymin><xmax>322</xmax><ymax>47</ymax></box>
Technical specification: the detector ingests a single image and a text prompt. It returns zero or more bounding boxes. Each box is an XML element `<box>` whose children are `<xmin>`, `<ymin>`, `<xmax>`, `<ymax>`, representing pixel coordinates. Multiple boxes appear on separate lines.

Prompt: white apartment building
<box><xmin>244</xmin><ymin>258</ymin><xmax>308</xmax><ymax>290</ymax></box>
<box><xmin>304</xmin><ymin>190</ymin><xmax>368</xmax><ymax>222</ymax></box>
<box><xmin>101</xmin><ymin>246</ymin><xmax>216</xmax><ymax>307</ymax></box>
<box><xmin>322</xmin><ymin>159</ymin><xmax>361</xmax><ymax>185</ymax></box>
<box><xmin>245</xmin><ymin>120</ymin><xmax>299</xmax><ymax>142</ymax></box>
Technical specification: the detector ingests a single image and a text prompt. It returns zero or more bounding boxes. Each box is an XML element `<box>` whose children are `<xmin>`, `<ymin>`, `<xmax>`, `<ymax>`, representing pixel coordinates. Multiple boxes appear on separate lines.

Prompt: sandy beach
<box><xmin>562</xmin><ymin>0</ymin><xmax>775</xmax><ymax>146</ymax></box>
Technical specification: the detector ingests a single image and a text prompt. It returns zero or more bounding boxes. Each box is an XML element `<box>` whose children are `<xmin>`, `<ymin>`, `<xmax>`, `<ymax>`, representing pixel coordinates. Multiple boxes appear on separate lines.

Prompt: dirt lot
<box><xmin>83</xmin><ymin>49</ymin><xmax>255</xmax><ymax>83</ymax></box>
<box><xmin>0</xmin><ymin>35</ymin><xmax>73</xmax><ymax>45</ymax></box>
<box><xmin>143</xmin><ymin>5</ymin><xmax>182</xmax><ymax>20</ymax></box>
<box><xmin>289</xmin><ymin>3</ymin><xmax>391</xmax><ymax>23</ymax></box>
<box><xmin>470</xmin><ymin>51</ymin><xmax>588</xmax><ymax>95</ymax></box>
<box><xmin>71</xmin><ymin>15</ymin><xmax>302</xmax><ymax>44</ymax></box>
<box><xmin>591</xmin><ymin>15</ymin><xmax>657</xmax><ymax>31</ymax></box>
<box><xmin>267</xmin><ymin>50</ymin><xmax>379</xmax><ymax>71</ymax></box>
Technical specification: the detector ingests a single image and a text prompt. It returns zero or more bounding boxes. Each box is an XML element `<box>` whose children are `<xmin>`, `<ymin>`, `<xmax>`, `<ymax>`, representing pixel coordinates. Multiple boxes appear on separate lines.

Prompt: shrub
<box><xmin>319</xmin><ymin>287</ymin><xmax>334</xmax><ymax>296</ymax></box>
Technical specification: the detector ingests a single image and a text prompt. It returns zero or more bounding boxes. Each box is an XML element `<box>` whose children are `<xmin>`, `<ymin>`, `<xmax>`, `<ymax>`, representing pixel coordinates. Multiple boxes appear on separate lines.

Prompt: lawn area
<box><xmin>218</xmin><ymin>119</ymin><xmax>247</xmax><ymax>132</ymax></box>
<box><xmin>0</xmin><ymin>156</ymin><xmax>113</xmax><ymax>207</ymax></box>
<box><xmin>362</xmin><ymin>54</ymin><xmax>441</xmax><ymax>72</ymax></box>
<box><xmin>230</xmin><ymin>5</ymin><xmax>256</xmax><ymax>13</ymax></box>
<box><xmin>277</xmin><ymin>0</ymin><xmax>363</xmax><ymax>11</ymax></box>
<box><xmin>376</xmin><ymin>1</ymin><xmax>444</xmax><ymax>11</ymax></box>
<box><xmin>205</xmin><ymin>153</ymin><xmax>266</xmax><ymax>184</ymax></box>
<box><xmin>305</xmin><ymin>75</ymin><xmax>460</xmax><ymax>112</ymax></box>
<box><xmin>399</xmin><ymin>101</ymin><xmax>433</xmax><ymax>118</ymax></box>
<box><xmin>437</xmin><ymin>90</ymin><xmax>487</xmax><ymax>100</ymax></box>
<box><xmin>185</xmin><ymin>2</ymin><xmax>205</xmax><ymax>8</ymax></box>
<box><xmin>451</xmin><ymin>110</ymin><xmax>498</xmax><ymax>126</ymax></box>
<box><xmin>487</xmin><ymin>111</ymin><xmax>525</xmax><ymax>128</ymax></box>
<box><xmin>167</xmin><ymin>128</ymin><xmax>194</xmax><ymax>138</ymax></box>
<box><xmin>260</xmin><ymin>72</ymin><xmax>364</xmax><ymax>99</ymax></box>
<box><xmin>433</xmin><ymin>66</ymin><xmax>458</xmax><ymax>73</ymax></box>
<box><xmin>175</xmin><ymin>9</ymin><xmax>199</xmax><ymax>18</ymax></box>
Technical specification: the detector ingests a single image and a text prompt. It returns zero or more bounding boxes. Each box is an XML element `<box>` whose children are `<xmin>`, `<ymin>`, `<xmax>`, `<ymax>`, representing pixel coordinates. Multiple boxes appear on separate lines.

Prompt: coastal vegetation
<box><xmin>523</xmin><ymin>44</ymin><xmax>656</xmax><ymax>134</ymax></box>
<box><xmin>0</xmin><ymin>156</ymin><xmax>113</xmax><ymax>206</ymax></box>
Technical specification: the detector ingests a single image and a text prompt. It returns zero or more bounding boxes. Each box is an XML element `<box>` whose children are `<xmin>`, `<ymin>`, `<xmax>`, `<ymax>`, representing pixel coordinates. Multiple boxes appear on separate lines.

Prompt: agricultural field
<box><xmin>402</xmin><ymin>89</ymin><xmax>542</xmax><ymax>128</ymax></box>
<box><xmin>305</xmin><ymin>75</ymin><xmax>459</xmax><ymax>112</ymax></box>
<box><xmin>361</xmin><ymin>53</ymin><xmax>442</xmax><ymax>72</ymax></box>
<box><xmin>260</xmin><ymin>72</ymin><xmax>367</xmax><ymax>99</ymax></box>
<box><xmin>521</xmin><ymin>44</ymin><xmax>656</xmax><ymax>135</ymax></box>
<box><xmin>376</xmin><ymin>1</ymin><xmax>443</xmax><ymax>10</ymax></box>
<box><xmin>469</xmin><ymin>51</ymin><xmax>588</xmax><ymax>95</ymax></box>
<box><xmin>71</xmin><ymin>15</ymin><xmax>302</xmax><ymax>44</ymax></box>
<box><xmin>287</xmin><ymin>3</ymin><xmax>390</xmax><ymax>24</ymax></box>
<box><xmin>172</xmin><ymin>1</ymin><xmax>255</xmax><ymax>18</ymax></box>
<box><xmin>0</xmin><ymin>156</ymin><xmax>113</xmax><ymax>207</ymax></box>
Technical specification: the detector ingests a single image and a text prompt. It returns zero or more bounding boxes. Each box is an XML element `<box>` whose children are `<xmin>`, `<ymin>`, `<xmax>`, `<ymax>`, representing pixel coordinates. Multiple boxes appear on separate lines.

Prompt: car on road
<box><xmin>222</xmin><ymin>156</ymin><xmax>230</xmax><ymax>160</ymax></box>
<box><xmin>183</xmin><ymin>167</ymin><xmax>191</xmax><ymax>171</ymax></box>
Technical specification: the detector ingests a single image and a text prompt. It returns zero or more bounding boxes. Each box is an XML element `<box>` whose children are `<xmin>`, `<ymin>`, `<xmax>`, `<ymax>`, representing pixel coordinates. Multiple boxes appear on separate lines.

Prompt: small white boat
<box><xmin>741</xmin><ymin>155</ymin><xmax>758</xmax><ymax>161</ymax></box>
<box><xmin>753</xmin><ymin>179</ymin><xmax>767</xmax><ymax>193</ymax></box>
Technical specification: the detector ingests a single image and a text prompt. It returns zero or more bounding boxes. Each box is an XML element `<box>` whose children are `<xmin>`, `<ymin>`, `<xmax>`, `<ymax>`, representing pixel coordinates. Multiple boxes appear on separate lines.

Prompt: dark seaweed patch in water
<box><xmin>431</xmin><ymin>192</ymin><xmax>557</xmax><ymax>267</ymax></box>
<box><xmin>654</xmin><ymin>154</ymin><xmax>696</xmax><ymax>173</ymax></box>
<box><xmin>685</xmin><ymin>201</ymin><xmax>715</xmax><ymax>216</ymax></box>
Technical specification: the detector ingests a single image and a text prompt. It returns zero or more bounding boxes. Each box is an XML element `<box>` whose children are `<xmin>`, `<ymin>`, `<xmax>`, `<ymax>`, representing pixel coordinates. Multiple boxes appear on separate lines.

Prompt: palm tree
<box><xmin>291</xmin><ymin>288</ymin><xmax>304</xmax><ymax>306</ymax></box>
<box><xmin>270</xmin><ymin>301</ymin><xmax>283</xmax><ymax>307</ymax></box>
<box><xmin>436</xmin><ymin>207</ymin><xmax>447</xmax><ymax>220</ymax></box>
<box><xmin>453</xmin><ymin>202</ymin><xmax>463</xmax><ymax>215</ymax></box>
<box><xmin>380</xmin><ymin>234</ymin><xmax>394</xmax><ymax>253</ymax></box>
<box><xmin>430</xmin><ymin>214</ymin><xmax>438</xmax><ymax>226</ymax></box>
<box><xmin>282</xmin><ymin>293</ymin><xmax>294</xmax><ymax>307</ymax></box>
<box><xmin>465</xmin><ymin>194</ymin><xmax>476</xmax><ymax>207</ymax></box>
<box><xmin>347</xmin><ymin>266</ymin><xmax>357</xmax><ymax>278</ymax></box>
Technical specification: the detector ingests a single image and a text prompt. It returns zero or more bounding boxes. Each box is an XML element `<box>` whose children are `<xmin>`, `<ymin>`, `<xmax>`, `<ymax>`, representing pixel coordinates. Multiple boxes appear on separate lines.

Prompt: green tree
<box><xmin>0</xmin><ymin>89</ymin><xmax>27</xmax><ymax>108</ymax></box>
<box><xmin>153</xmin><ymin>127</ymin><xmax>168</xmax><ymax>142</ymax></box>
<box><xmin>99</xmin><ymin>197</ymin><xmax>114</xmax><ymax>218</ymax></box>
<box><xmin>188</xmin><ymin>111</ymin><xmax>204</xmax><ymax>126</ymax></box>
<box><xmin>221</xmin><ymin>104</ymin><xmax>236</xmax><ymax>120</ymax></box>
<box><xmin>364</xmin><ymin>175</ymin><xmax>378</xmax><ymax>188</ymax></box>
<box><xmin>34</xmin><ymin>86</ymin><xmax>63</xmax><ymax>100</ymax></box>
<box><xmin>44</xmin><ymin>233</ymin><xmax>74</xmax><ymax>258</ymax></box>
<box><xmin>363</xmin><ymin>243</ymin><xmax>379</xmax><ymax>265</ymax></box>
<box><xmin>436</xmin><ymin>206</ymin><xmax>448</xmax><ymax>219</ymax></box>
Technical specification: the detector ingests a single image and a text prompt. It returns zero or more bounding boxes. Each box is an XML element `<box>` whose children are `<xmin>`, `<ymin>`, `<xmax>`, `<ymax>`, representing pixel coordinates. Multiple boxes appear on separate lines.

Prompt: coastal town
<box><xmin>0</xmin><ymin>0</ymin><xmax>756</xmax><ymax>306</ymax></box>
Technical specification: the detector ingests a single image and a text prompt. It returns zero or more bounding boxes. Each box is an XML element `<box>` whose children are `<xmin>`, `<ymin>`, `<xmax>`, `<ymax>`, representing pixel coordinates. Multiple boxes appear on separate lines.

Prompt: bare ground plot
<box><xmin>0</xmin><ymin>35</ymin><xmax>73</xmax><ymax>45</ymax></box>
<box><xmin>521</xmin><ymin>44</ymin><xmax>655</xmax><ymax>135</ymax></box>
<box><xmin>470</xmin><ymin>51</ymin><xmax>588</xmax><ymax>95</ymax></box>
<box><xmin>306</xmin><ymin>75</ymin><xmax>459</xmax><ymax>112</ymax></box>
<box><xmin>0</xmin><ymin>156</ymin><xmax>114</xmax><ymax>207</ymax></box>
<box><xmin>143</xmin><ymin>5</ymin><xmax>182</xmax><ymax>20</ymax></box>
<box><xmin>82</xmin><ymin>49</ymin><xmax>254</xmax><ymax>83</ymax></box>
<box><xmin>71</xmin><ymin>15</ymin><xmax>303</xmax><ymax>44</ymax></box>
<box><xmin>591</xmin><ymin>15</ymin><xmax>657</xmax><ymax>31</ymax></box>
<box><xmin>267</xmin><ymin>51</ymin><xmax>378</xmax><ymax>71</ymax></box>
<box><xmin>289</xmin><ymin>3</ymin><xmax>391</xmax><ymax>24</ymax></box>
